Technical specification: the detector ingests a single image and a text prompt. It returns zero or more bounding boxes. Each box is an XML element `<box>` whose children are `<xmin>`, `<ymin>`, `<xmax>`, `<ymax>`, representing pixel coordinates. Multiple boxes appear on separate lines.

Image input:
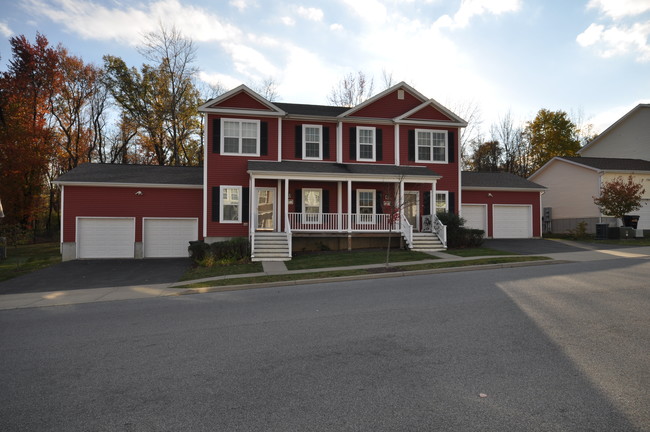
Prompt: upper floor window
<box><xmin>222</xmin><ymin>119</ymin><xmax>260</xmax><ymax>156</ymax></box>
<box><xmin>357</xmin><ymin>127</ymin><xmax>376</xmax><ymax>161</ymax></box>
<box><xmin>303</xmin><ymin>125</ymin><xmax>322</xmax><ymax>160</ymax></box>
<box><xmin>416</xmin><ymin>129</ymin><xmax>447</xmax><ymax>163</ymax></box>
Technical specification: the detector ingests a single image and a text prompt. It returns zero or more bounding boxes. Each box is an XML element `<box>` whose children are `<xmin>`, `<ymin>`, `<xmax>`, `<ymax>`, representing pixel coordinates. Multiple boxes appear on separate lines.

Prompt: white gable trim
<box><xmin>198</xmin><ymin>84</ymin><xmax>286</xmax><ymax>115</ymax></box>
<box><xmin>578</xmin><ymin>104</ymin><xmax>650</xmax><ymax>155</ymax></box>
<box><xmin>337</xmin><ymin>82</ymin><xmax>428</xmax><ymax>118</ymax></box>
<box><xmin>395</xmin><ymin>99</ymin><xmax>468</xmax><ymax>127</ymax></box>
<box><xmin>529</xmin><ymin>156</ymin><xmax>601</xmax><ymax>181</ymax></box>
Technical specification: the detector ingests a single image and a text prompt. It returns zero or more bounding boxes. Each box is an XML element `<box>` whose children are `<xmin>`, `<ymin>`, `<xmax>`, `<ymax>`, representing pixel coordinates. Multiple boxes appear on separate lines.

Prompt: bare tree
<box><xmin>446</xmin><ymin>99</ymin><xmax>482</xmax><ymax>169</ymax></box>
<box><xmin>250</xmin><ymin>77</ymin><xmax>280</xmax><ymax>101</ymax></box>
<box><xmin>327</xmin><ymin>71</ymin><xmax>374</xmax><ymax>107</ymax></box>
<box><xmin>489</xmin><ymin>111</ymin><xmax>531</xmax><ymax>177</ymax></box>
<box><xmin>380</xmin><ymin>69</ymin><xmax>394</xmax><ymax>90</ymax></box>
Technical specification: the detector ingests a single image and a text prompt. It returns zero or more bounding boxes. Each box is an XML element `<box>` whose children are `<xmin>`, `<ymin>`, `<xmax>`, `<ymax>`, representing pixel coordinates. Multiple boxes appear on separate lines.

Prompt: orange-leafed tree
<box><xmin>593</xmin><ymin>176</ymin><xmax>646</xmax><ymax>226</ymax></box>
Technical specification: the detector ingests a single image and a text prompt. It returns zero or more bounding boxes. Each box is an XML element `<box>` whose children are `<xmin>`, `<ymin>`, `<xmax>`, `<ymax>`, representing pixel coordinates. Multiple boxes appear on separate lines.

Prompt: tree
<box><xmin>524</xmin><ymin>109</ymin><xmax>580</xmax><ymax>174</ymax></box>
<box><xmin>468</xmin><ymin>140</ymin><xmax>501</xmax><ymax>172</ymax></box>
<box><xmin>447</xmin><ymin>99</ymin><xmax>482</xmax><ymax>170</ymax></box>
<box><xmin>593</xmin><ymin>176</ymin><xmax>646</xmax><ymax>226</ymax></box>
<box><xmin>489</xmin><ymin>111</ymin><xmax>531</xmax><ymax>177</ymax></box>
<box><xmin>327</xmin><ymin>71</ymin><xmax>374</xmax><ymax>107</ymax></box>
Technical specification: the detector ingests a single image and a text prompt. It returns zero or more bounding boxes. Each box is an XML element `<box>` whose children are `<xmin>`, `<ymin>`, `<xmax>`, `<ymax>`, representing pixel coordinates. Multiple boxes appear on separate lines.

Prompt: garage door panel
<box><xmin>144</xmin><ymin>218</ymin><xmax>198</xmax><ymax>258</ymax></box>
<box><xmin>77</xmin><ymin>218</ymin><xmax>135</xmax><ymax>259</ymax></box>
<box><xmin>462</xmin><ymin>204</ymin><xmax>487</xmax><ymax>232</ymax></box>
<box><xmin>493</xmin><ymin>205</ymin><xmax>532</xmax><ymax>238</ymax></box>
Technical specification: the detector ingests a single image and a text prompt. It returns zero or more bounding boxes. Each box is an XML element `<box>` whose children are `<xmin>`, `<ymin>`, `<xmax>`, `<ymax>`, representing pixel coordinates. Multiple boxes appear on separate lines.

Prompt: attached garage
<box><xmin>493</xmin><ymin>205</ymin><xmax>533</xmax><ymax>238</ymax></box>
<box><xmin>143</xmin><ymin>218</ymin><xmax>198</xmax><ymax>258</ymax></box>
<box><xmin>461</xmin><ymin>204</ymin><xmax>487</xmax><ymax>232</ymax></box>
<box><xmin>77</xmin><ymin>217</ymin><xmax>135</xmax><ymax>258</ymax></box>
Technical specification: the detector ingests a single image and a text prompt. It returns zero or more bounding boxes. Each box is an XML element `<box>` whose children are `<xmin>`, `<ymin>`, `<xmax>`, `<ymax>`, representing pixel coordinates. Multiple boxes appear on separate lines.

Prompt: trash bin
<box><xmin>623</xmin><ymin>215</ymin><xmax>639</xmax><ymax>229</ymax></box>
<box><xmin>595</xmin><ymin>223</ymin><xmax>609</xmax><ymax>240</ymax></box>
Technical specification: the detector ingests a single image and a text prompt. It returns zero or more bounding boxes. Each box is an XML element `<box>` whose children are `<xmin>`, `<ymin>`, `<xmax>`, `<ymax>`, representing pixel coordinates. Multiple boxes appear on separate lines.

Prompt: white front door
<box><xmin>404</xmin><ymin>191</ymin><xmax>419</xmax><ymax>231</ymax></box>
<box><xmin>256</xmin><ymin>188</ymin><xmax>276</xmax><ymax>231</ymax></box>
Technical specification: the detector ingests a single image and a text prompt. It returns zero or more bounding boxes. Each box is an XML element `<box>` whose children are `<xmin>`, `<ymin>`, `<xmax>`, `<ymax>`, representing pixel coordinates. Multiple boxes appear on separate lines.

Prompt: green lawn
<box><xmin>180</xmin><ymin>261</ymin><xmax>264</xmax><ymax>281</ymax></box>
<box><xmin>0</xmin><ymin>242</ymin><xmax>61</xmax><ymax>282</ymax></box>
<box><xmin>285</xmin><ymin>249</ymin><xmax>435</xmax><ymax>270</ymax></box>
<box><xmin>443</xmin><ymin>247</ymin><xmax>515</xmax><ymax>257</ymax></box>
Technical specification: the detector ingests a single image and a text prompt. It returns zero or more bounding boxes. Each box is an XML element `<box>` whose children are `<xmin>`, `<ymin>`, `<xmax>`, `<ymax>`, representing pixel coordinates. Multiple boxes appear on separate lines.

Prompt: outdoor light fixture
<box><xmin>488</xmin><ymin>193</ymin><xmax>493</xmax><ymax>197</ymax></box>
<box><xmin>135</xmin><ymin>191</ymin><xmax>143</xmax><ymax>196</ymax></box>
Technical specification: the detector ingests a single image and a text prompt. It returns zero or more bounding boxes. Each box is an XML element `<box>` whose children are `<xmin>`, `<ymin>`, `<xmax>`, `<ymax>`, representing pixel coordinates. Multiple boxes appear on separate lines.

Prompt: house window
<box><xmin>303</xmin><ymin>188</ymin><xmax>322</xmax><ymax>223</ymax></box>
<box><xmin>436</xmin><ymin>192</ymin><xmax>448</xmax><ymax>214</ymax></box>
<box><xmin>222</xmin><ymin>119</ymin><xmax>260</xmax><ymax>155</ymax></box>
<box><xmin>357</xmin><ymin>127</ymin><xmax>376</xmax><ymax>161</ymax></box>
<box><xmin>416</xmin><ymin>129</ymin><xmax>447</xmax><ymax>163</ymax></box>
<box><xmin>357</xmin><ymin>189</ymin><xmax>375</xmax><ymax>223</ymax></box>
<box><xmin>220</xmin><ymin>186</ymin><xmax>242</xmax><ymax>223</ymax></box>
<box><xmin>303</xmin><ymin>125</ymin><xmax>322</xmax><ymax>160</ymax></box>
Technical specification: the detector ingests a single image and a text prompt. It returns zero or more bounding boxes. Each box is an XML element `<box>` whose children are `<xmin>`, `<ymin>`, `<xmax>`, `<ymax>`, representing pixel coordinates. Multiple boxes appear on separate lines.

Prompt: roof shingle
<box><xmin>54</xmin><ymin>163</ymin><xmax>203</xmax><ymax>185</ymax></box>
<box><xmin>559</xmin><ymin>156</ymin><xmax>650</xmax><ymax>171</ymax></box>
<box><xmin>249</xmin><ymin>160</ymin><xmax>440</xmax><ymax>178</ymax></box>
<box><xmin>462</xmin><ymin>171</ymin><xmax>545</xmax><ymax>189</ymax></box>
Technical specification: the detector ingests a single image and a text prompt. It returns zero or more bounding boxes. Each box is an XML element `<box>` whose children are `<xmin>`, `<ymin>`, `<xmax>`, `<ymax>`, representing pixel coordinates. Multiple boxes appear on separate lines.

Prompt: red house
<box><xmin>55</xmin><ymin>82</ymin><xmax>543</xmax><ymax>261</ymax></box>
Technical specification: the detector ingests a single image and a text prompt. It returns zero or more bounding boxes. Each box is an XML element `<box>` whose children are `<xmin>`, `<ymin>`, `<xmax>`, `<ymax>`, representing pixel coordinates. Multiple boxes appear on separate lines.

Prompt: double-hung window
<box><xmin>303</xmin><ymin>188</ymin><xmax>322</xmax><ymax>223</ymax></box>
<box><xmin>416</xmin><ymin>129</ymin><xmax>447</xmax><ymax>163</ymax></box>
<box><xmin>357</xmin><ymin>189</ymin><xmax>375</xmax><ymax>224</ymax></box>
<box><xmin>303</xmin><ymin>125</ymin><xmax>322</xmax><ymax>160</ymax></box>
<box><xmin>357</xmin><ymin>127</ymin><xmax>376</xmax><ymax>161</ymax></box>
<box><xmin>220</xmin><ymin>186</ymin><xmax>242</xmax><ymax>223</ymax></box>
<box><xmin>222</xmin><ymin>119</ymin><xmax>260</xmax><ymax>155</ymax></box>
<box><xmin>435</xmin><ymin>192</ymin><xmax>448</xmax><ymax>214</ymax></box>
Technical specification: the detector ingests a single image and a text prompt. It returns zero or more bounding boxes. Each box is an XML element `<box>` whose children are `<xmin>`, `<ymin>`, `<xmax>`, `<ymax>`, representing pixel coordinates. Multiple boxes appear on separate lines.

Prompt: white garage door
<box><xmin>143</xmin><ymin>218</ymin><xmax>198</xmax><ymax>258</ymax></box>
<box><xmin>462</xmin><ymin>204</ymin><xmax>487</xmax><ymax>232</ymax></box>
<box><xmin>77</xmin><ymin>217</ymin><xmax>135</xmax><ymax>259</ymax></box>
<box><xmin>632</xmin><ymin>199</ymin><xmax>650</xmax><ymax>229</ymax></box>
<box><xmin>493</xmin><ymin>205</ymin><xmax>532</xmax><ymax>238</ymax></box>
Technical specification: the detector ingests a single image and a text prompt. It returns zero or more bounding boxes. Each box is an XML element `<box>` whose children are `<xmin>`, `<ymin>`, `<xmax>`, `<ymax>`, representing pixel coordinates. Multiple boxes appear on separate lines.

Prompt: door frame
<box><xmin>404</xmin><ymin>191</ymin><xmax>420</xmax><ymax>231</ymax></box>
<box><xmin>256</xmin><ymin>187</ymin><xmax>277</xmax><ymax>231</ymax></box>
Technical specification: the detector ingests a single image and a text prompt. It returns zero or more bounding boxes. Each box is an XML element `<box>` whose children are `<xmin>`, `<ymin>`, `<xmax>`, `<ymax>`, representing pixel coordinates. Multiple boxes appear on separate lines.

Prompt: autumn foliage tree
<box><xmin>593</xmin><ymin>176</ymin><xmax>646</xmax><ymax>225</ymax></box>
<box><xmin>525</xmin><ymin>109</ymin><xmax>580</xmax><ymax>174</ymax></box>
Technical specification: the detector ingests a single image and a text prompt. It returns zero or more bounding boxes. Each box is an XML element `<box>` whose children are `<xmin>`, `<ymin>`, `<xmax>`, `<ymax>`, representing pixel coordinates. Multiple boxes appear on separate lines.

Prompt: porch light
<box><xmin>135</xmin><ymin>191</ymin><xmax>143</xmax><ymax>196</ymax></box>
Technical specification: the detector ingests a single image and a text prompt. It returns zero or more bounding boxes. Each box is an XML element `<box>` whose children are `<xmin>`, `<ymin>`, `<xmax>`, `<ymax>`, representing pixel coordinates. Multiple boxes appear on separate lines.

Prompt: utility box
<box><xmin>595</xmin><ymin>223</ymin><xmax>609</xmax><ymax>240</ymax></box>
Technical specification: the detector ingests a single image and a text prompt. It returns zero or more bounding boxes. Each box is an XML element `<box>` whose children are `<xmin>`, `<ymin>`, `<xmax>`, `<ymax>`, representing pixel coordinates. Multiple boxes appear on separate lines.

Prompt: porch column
<box><xmin>399</xmin><ymin>180</ymin><xmax>405</xmax><ymax>224</ymax></box>
<box><xmin>337</xmin><ymin>181</ymin><xmax>342</xmax><ymax>231</ymax></box>
<box><xmin>276</xmin><ymin>179</ymin><xmax>281</xmax><ymax>232</ymax></box>
<box><xmin>250</xmin><ymin>176</ymin><xmax>256</xmax><ymax>237</ymax></box>
<box><xmin>284</xmin><ymin>178</ymin><xmax>289</xmax><ymax>233</ymax></box>
<box><xmin>347</xmin><ymin>179</ymin><xmax>352</xmax><ymax>233</ymax></box>
<box><xmin>431</xmin><ymin>180</ymin><xmax>437</xmax><ymax>216</ymax></box>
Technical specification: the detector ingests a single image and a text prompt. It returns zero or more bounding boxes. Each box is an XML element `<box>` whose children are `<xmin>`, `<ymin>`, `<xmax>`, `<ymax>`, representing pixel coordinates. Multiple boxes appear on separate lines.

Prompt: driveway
<box><xmin>0</xmin><ymin>259</ymin><xmax>191</xmax><ymax>295</ymax></box>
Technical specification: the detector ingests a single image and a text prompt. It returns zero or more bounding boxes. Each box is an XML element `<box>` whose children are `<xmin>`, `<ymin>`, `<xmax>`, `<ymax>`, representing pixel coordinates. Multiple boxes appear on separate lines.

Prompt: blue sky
<box><xmin>1</xmin><ymin>0</ymin><xmax>649</xmax><ymax>135</ymax></box>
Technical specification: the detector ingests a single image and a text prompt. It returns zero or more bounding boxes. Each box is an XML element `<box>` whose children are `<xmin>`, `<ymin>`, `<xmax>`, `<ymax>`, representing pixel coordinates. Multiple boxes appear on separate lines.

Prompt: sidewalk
<box><xmin>2</xmin><ymin>244</ymin><xmax>649</xmax><ymax>311</ymax></box>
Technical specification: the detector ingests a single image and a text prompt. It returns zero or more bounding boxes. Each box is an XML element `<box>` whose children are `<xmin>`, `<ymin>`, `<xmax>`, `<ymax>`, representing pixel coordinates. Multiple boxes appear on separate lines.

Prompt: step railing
<box><xmin>400</xmin><ymin>213</ymin><xmax>414</xmax><ymax>248</ymax></box>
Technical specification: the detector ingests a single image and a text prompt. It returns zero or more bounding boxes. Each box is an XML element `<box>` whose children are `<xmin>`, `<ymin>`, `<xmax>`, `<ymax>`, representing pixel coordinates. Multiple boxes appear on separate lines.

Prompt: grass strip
<box><xmin>176</xmin><ymin>256</ymin><xmax>551</xmax><ymax>289</ymax></box>
<box><xmin>0</xmin><ymin>242</ymin><xmax>61</xmax><ymax>282</ymax></box>
<box><xmin>286</xmin><ymin>249</ymin><xmax>434</xmax><ymax>270</ymax></box>
<box><xmin>179</xmin><ymin>261</ymin><xmax>263</xmax><ymax>281</ymax></box>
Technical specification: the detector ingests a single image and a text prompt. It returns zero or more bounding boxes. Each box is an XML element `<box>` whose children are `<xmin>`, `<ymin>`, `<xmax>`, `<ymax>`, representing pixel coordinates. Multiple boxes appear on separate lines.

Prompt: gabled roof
<box><xmin>249</xmin><ymin>160</ymin><xmax>440</xmax><ymax>179</ymax></box>
<box><xmin>578</xmin><ymin>104</ymin><xmax>650</xmax><ymax>155</ymax></box>
<box><xmin>462</xmin><ymin>171</ymin><xmax>545</xmax><ymax>191</ymax></box>
<box><xmin>337</xmin><ymin>81</ymin><xmax>429</xmax><ymax>118</ymax></box>
<box><xmin>558</xmin><ymin>156</ymin><xmax>650</xmax><ymax>171</ymax></box>
<box><xmin>54</xmin><ymin>163</ymin><xmax>203</xmax><ymax>187</ymax></box>
<box><xmin>395</xmin><ymin>99</ymin><xmax>467</xmax><ymax>127</ymax></box>
<box><xmin>198</xmin><ymin>84</ymin><xmax>286</xmax><ymax>115</ymax></box>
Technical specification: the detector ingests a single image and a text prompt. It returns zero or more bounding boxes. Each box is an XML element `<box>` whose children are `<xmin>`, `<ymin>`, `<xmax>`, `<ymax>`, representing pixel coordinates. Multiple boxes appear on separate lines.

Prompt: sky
<box><xmin>1</xmin><ymin>0</ymin><xmax>649</xmax><ymax>136</ymax></box>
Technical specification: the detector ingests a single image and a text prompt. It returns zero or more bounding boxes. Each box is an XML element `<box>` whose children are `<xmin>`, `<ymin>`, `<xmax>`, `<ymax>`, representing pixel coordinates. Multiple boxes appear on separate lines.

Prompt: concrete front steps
<box><xmin>252</xmin><ymin>232</ymin><xmax>291</xmax><ymax>261</ymax></box>
<box><xmin>408</xmin><ymin>232</ymin><xmax>445</xmax><ymax>252</ymax></box>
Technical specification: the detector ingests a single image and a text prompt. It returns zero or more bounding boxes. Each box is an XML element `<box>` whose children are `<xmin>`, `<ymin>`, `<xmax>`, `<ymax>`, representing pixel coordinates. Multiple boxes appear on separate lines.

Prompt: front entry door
<box><xmin>404</xmin><ymin>191</ymin><xmax>419</xmax><ymax>231</ymax></box>
<box><xmin>256</xmin><ymin>188</ymin><xmax>276</xmax><ymax>231</ymax></box>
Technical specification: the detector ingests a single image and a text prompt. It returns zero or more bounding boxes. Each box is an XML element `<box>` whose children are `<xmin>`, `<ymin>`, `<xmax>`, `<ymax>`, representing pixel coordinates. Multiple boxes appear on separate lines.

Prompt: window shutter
<box><xmin>376</xmin><ymin>129</ymin><xmax>383</xmax><ymax>161</ymax></box>
<box><xmin>448</xmin><ymin>191</ymin><xmax>455</xmax><ymax>215</ymax></box>
<box><xmin>260</xmin><ymin>122</ymin><xmax>268</xmax><ymax>156</ymax></box>
<box><xmin>295</xmin><ymin>125</ymin><xmax>302</xmax><ymax>158</ymax></box>
<box><xmin>212</xmin><ymin>186</ymin><xmax>220</xmax><ymax>221</ymax></box>
<box><xmin>242</xmin><ymin>187</ymin><xmax>249</xmax><ymax>222</ymax></box>
<box><xmin>408</xmin><ymin>130</ymin><xmax>415</xmax><ymax>161</ymax></box>
<box><xmin>349</xmin><ymin>127</ymin><xmax>356</xmax><ymax>160</ymax></box>
<box><xmin>447</xmin><ymin>130</ymin><xmax>455</xmax><ymax>163</ymax></box>
<box><xmin>212</xmin><ymin>118</ymin><xmax>220</xmax><ymax>154</ymax></box>
<box><xmin>323</xmin><ymin>127</ymin><xmax>330</xmax><ymax>159</ymax></box>
<box><xmin>375</xmin><ymin>191</ymin><xmax>383</xmax><ymax>214</ymax></box>
<box><xmin>423</xmin><ymin>191</ymin><xmax>431</xmax><ymax>215</ymax></box>
<box><xmin>322</xmin><ymin>189</ymin><xmax>330</xmax><ymax>214</ymax></box>
<box><xmin>295</xmin><ymin>189</ymin><xmax>302</xmax><ymax>212</ymax></box>
<box><xmin>351</xmin><ymin>190</ymin><xmax>357</xmax><ymax>214</ymax></box>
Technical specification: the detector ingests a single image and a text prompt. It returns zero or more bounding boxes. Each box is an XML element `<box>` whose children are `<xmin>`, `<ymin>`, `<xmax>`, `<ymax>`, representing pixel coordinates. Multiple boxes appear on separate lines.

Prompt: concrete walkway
<box><xmin>2</xmin><ymin>242</ymin><xmax>649</xmax><ymax>311</ymax></box>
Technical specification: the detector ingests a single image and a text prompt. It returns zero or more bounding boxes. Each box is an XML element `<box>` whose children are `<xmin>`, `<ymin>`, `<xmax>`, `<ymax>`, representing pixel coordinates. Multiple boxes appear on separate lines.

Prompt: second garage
<box><xmin>493</xmin><ymin>205</ymin><xmax>533</xmax><ymax>238</ymax></box>
<box><xmin>143</xmin><ymin>218</ymin><xmax>199</xmax><ymax>258</ymax></box>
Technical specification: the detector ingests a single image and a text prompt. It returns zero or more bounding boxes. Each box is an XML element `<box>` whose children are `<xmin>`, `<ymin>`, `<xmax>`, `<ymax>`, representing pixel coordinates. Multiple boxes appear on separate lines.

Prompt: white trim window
<box><xmin>303</xmin><ymin>125</ymin><xmax>322</xmax><ymax>160</ymax></box>
<box><xmin>222</xmin><ymin>119</ymin><xmax>260</xmax><ymax>155</ymax></box>
<box><xmin>357</xmin><ymin>127</ymin><xmax>376</xmax><ymax>161</ymax></box>
<box><xmin>303</xmin><ymin>188</ymin><xmax>322</xmax><ymax>223</ymax></box>
<box><xmin>416</xmin><ymin>129</ymin><xmax>447</xmax><ymax>163</ymax></box>
<box><xmin>436</xmin><ymin>191</ymin><xmax>448</xmax><ymax>214</ymax></box>
<box><xmin>220</xmin><ymin>186</ymin><xmax>242</xmax><ymax>223</ymax></box>
<box><xmin>357</xmin><ymin>189</ymin><xmax>375</xmax><ymax>223</ymax></box>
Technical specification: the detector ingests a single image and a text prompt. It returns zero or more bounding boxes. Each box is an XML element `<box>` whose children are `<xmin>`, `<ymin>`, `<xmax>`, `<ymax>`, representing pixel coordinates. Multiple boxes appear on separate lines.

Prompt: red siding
<box><xmin>342</xmin><ymin>123</ymin><xmax>395</xmax><ymax>164</ymax></box>
<box><xmin>352</xmin><ymin>89</ymin><xmax>423</xmax><ymax>118</ymax></box>
<box><xmin>406</xmin><ymin>104</ymin><xmax>452</xmax><ymax>122</ymax></box>
<box><xmin>63</xmin><ymin>186</ymin><xmax>202</xmax><ymax>242</ymax></box>
<box><xmin>282</xmin><ymin>120</ymin><xmax>338</xmax><ymax>161</ymax></box>
<box><xmin>462</xmin><ymin>190</ymin><xmax>542</xmax><ymax>237</ymax></box>
<box><xmin>209</xmin><ymin>91</ymin><xmax>271</xmax><ymax>111</ymax></box>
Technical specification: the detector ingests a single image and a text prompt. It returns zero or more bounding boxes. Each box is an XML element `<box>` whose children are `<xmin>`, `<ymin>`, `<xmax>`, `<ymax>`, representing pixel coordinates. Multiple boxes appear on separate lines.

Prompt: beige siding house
<box><xmin>529</xmin><ymin>104</ymin><xmax>650</xmax><ymax>233</ymax></box>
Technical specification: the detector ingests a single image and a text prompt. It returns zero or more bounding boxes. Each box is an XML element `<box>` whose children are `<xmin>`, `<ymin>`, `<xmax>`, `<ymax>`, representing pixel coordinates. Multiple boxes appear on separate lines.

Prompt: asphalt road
<box><xmin>1</xmin><ymin>258</ymin><xmax>649</xmax><ymax>431</ymax></box>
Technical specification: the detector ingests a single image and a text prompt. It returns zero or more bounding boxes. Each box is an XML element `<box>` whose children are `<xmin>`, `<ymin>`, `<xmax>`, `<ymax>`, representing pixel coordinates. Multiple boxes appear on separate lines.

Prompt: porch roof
<box><xmin>248</xmin><ymin>161</ymin><xmax>441</xmax><ymax>181</ymax></box>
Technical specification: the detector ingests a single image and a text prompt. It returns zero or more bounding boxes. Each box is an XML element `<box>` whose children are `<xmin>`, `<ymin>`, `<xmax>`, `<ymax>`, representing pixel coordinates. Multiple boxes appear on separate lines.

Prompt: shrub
<box><xmin>566</xmin><ymin>221</ymin><xmax>591</xmax><ymax>240</ymax></box>
<box><xmin>188</xmin><ymin>240</ymin><xmax>211</xmax><ymax>262</ymax></box>
<box><xmin>210</xmin><ymin>237</ymin><xmax>250</xmax><ymax>262</ymax></box>
<box><xmin>436</xmin><ymin>212</ymin><xmax>484</xmax><ymax>248</ymax></box>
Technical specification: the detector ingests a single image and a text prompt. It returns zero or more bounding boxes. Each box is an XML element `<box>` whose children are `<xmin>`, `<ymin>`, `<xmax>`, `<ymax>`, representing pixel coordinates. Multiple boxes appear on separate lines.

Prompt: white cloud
<box><xmin>230</xmin><ymin>0</ymin><xmax>251</xmax><ymax>12</ymax></box>
<box><xmin>330</xmin><ymin>23</ymin><xmax>344</xmax><ymax>32</ymax></box>
<box><xmin>199</xmin><ymin>71</ymin><xmax>242</xmax><ymax>90</ymax></box>
<box><xmin>435</xmin><ymin>0</ymin><xmax>521</xmax><ymax>30</ymax></box>
<box><xmin>587</xmin><ymin>0</ymin><xmax>650</xmax><ymax>20</ymax></box>
<box><xmin>297</xmin><ymin>6</ymin><xmax>324</xmax><ymax>22</ymax></box>
<box><xmin>577</xmin><ymin>20</ymin><xmax>650</xmax><ymax>62</ymax></box>
<box><xmin>281</xmin><ymin>16</ymin><xmax>295</xmax><ymax>26</ymax></box>
<box><xmin>589</xmin><ymin>100</ymin><xmax>650</xmax><ymax>133</ymax></box>
<box><xmin>339</xmin><ymin>0</ymin><xmax>388</xmax><ymax>24</ymax></box>
<box><xmin>0</xmin><ymin>21</ymin><xmax>13</xmax><ymax>37</ymax></box>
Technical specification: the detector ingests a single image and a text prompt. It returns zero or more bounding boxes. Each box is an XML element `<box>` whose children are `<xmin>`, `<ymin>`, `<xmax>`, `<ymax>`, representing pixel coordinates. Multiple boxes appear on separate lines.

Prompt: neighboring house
<box><xmin>55</xmin><ymin>82</ymin><xmax>543</xmax><ymax>261</ymax></box>
<box><xmin>529</xmin><ymin>104</ymin><xmax>650</xmax><ymax>233</ymax></box>
<box><xmin>461</xmin><ymin>172</ymin><xmax>546</xmax><ymax>238</ymax></box>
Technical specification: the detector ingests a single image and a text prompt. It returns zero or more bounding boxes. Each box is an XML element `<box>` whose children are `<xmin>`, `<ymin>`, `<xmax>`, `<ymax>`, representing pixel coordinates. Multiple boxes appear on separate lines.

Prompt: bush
<box><xmin>566</xmin><ymin>221</ymin><xmax>591</xmax><ymax>240</ymax></box>
<box><xmin>436</xmin><ymin>212</ymin><xmax>484</xmax><ymax>248</ymax></box>
<box><xmin>189</xmin><ymin>238</ymin><xmax>251</xmax><ymax>266</ymax></box>
<box><xmin>188</xmin><ymin>240</ymin><xmax>211</xmax><ymax>262</ymax></box>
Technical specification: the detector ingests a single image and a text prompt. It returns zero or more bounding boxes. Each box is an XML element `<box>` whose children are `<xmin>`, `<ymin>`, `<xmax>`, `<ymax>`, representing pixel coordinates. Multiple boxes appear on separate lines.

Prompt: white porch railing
<box><xmin>432</xmin><ymin>214</ymin><xmax>447</xmax><ymax>247</ymax></box>
<box><xmin>285</xmin><ymin>214</ymin><xmax>293</xmax><ymax>257</ymax></box>
<box><xmin>287</xmin><ymin>212</ymin><xmax>399</xmax><ymax>232</ymax></box>
<box><xmin>400</xmin><ymin>213</ymin><xmax>414</xmax><ymax>248</ymax></box>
